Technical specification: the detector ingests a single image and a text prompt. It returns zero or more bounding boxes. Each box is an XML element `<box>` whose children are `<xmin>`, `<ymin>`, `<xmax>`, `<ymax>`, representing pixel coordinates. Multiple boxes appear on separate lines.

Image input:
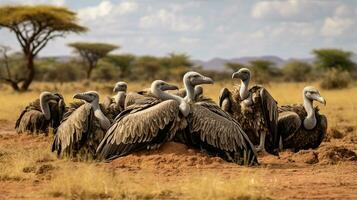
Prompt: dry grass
<box><xmin>45</xmin><ymin>164</ymin><xmax>266</xmax><ymax>200</ymax></box>
<box><xmin>0</xmin><ymin>80</ymin><xmax>356</xmax><ymax>199</ymax></box>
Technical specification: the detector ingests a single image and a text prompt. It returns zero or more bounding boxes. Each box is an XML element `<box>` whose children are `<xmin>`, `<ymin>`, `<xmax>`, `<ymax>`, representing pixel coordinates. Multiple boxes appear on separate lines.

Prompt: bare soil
<box><xmin>1</xmin><ymin>120</ymin><xmax>357</xmax><ymax>200</ymax></box>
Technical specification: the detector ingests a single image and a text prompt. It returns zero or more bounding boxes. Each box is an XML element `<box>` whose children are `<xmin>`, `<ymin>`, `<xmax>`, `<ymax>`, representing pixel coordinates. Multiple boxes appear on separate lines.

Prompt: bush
<box><xmin>282</xmin><ymin>60</ymin><xmax>312</xmax><ymax>82</ymax></box>
<box><xmin>320</xmin><ymin>68</ymin><xmax>351</xmax><ymax>89</ymax></box>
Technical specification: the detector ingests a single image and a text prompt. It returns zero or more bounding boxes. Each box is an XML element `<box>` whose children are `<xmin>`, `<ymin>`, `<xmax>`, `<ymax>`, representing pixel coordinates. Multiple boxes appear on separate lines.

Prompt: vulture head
<box><xmin>232</xmin><ymin>68</ymin><xmax>251</xmax><ymax>82</ymax></box>
<box><xmin>39</xmin><ymin>91</ymin><xmax>61</xmax><ymax>120</ymax></box>
<box><xmin>73</xmin><ymin>91</ymin><xmax>100</xmax><ymax>105</ymax></box>
<box><xmin>184</xmin><ymin>71</ymin><xmax>214</xmax><ymax>86</ymax></box>
<box><xmin>151</xmin><ymin>80</ymin><xmax>179</xmax><ymax>93</ymax></box>
<box><xmin>113</xmin><ymin>82</ymin><xmax>128</xmax><ymax>93</ymax></box>
<box><xmin>303</xmin><ymin>86</ymin><xmax>326</xmax><ymax>106</ymax></box>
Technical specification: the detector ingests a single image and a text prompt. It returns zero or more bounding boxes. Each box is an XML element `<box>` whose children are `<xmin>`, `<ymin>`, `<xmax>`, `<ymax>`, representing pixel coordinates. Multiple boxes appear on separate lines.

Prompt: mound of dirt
<box><xmin>291</xmin><ymin>150</ymin><xmax>319</xmax><ymax>164</ymax></box>
<box><xmin>107</xmin><ymin>142</ymin><xmax>230</xmax><ymax>174</ymax></box>
<box><xmin>318</xmin><ymin>145</ymin><xmax>357</xmax><ymax>165</ymax></box>
<box><xmin>282</xmin><ymin>143</ymin><xmax>357</xmax><ymax>165</ymax></box>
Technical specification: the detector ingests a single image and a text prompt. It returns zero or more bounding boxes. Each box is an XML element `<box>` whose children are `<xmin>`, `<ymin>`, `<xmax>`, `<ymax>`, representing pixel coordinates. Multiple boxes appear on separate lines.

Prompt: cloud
<box><xmin>321</xmin><ymin>17</ymin><xmax>354</xmax><ymax>37</ymax></box>
<box><xmin>139</xmin><ymin>8</ymin><xmax>203</xmax><ymax>32</ymax></box>
<box><xmin>251</xmin><ymin>0</ymin><xmax>334</xmax><ymax>21</ymax></box>
<box><xmin>78</xmin><ymin>0</ymin><xmax>138</xmax><ymax>21</ymax></box>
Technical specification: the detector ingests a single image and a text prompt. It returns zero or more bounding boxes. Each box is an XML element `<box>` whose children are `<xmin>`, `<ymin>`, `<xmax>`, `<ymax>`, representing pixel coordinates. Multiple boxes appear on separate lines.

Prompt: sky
<box><xmin>0</xmin><ymin>0</ymin><xmax>357</xmax><ymax>60</ymax></box>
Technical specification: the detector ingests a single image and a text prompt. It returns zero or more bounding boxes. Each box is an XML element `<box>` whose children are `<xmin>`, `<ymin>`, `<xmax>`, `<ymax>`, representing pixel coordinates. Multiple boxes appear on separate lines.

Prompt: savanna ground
<box><xmin>0</xmin><ymin>81</ymin><xmax>357</xmax><ymax>200</ymax></box>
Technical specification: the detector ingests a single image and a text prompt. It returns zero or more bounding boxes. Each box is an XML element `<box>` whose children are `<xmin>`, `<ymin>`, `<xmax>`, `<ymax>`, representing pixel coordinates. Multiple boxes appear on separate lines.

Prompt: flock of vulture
<box><xmin>15</xmin><ymin>69</ymin><xmax>327</xmax><ymax>166</ymax></box>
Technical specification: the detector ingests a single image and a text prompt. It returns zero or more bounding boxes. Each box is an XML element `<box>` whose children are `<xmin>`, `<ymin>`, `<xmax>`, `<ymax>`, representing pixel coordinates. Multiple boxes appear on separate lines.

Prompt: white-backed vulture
<box><xmin>96</xmin><ymin>80</ymin><xmax>187</xmax><ymax>161</ymax></box>
<box><xmin>175</xmin><ymin>71</ymin><xmax>258</xmax><ymax>165</ymax></box>
<box><xmin>15</xmin><ymin>92</ymin><xmax>64</xmax><ymax>134</ymax></box>
<box><xmin>174</xmin><ymin>85</ymin><xmax>203</xmax><ymax>100</ymax></box>
<box><xmin>124</xmin><ymin>85</ymin><xmax>179</xmax><ymax>108</ymax></box>
<box><xmin>102</xmin><ymin>81</ymin><xmax>127</xmax><ymax>120</ymax></box>
<box><xmin>219</xmin><ymin>68</ymin><xmax>279</xmax><ymax>155</ymax></box>
<box><xmin>52</xmin><ymin>91</ymin><xmax>111</xmax><ymax>159</ymax></box>
<box><xmin>278</xmin><ymin>86</ymin><xmax>327</xmax><ymax>152</ymax></box>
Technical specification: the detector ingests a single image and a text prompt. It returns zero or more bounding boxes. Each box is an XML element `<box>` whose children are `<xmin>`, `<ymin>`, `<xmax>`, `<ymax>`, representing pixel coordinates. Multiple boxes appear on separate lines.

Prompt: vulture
<box><xmin>15</xmin><ymin>92</ymin><xmax>65</xmax><ymax>134</ymax></box>
<box><xmin>124</xmin><ymin>84</ymin><xmax>180</xmax><ymax>108</ymax></box>
<box><xmin>52</xmin><ymin>91</ymin><xmax>111</xmax><ymax>159</ymax></box>
<box><xmin>278</xmin><ymin>86</ymin><xmax>327</xmax><ymax>151</ymax></box>
<box><xmin>219</xmin><ymin>68</ymin><xmax>279</xmax><ymax>155</ymax></box>
<box><xmin>174</xmin><ymin>85</ymin><xmax>203</xmax><ymax>100</ymax></box>
<box><xmin>175</xmin><ymin>71</ymin><xmax>258</xmax><ymax>165</ymax></box>
<box><xmin>96</xmin><ymin>80</ymin><xmax>188</xmax><ymax>160</ymax></box>
<box><xmin>102</xmin><ymin>81</ymin><xmax>127</xmax><ymax>120</ymax></box>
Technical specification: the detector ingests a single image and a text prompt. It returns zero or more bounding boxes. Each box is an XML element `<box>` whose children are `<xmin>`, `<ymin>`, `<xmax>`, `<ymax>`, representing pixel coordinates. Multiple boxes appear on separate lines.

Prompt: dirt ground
<box><xmin>1</xmin><ymin>119</ymin><xmax>357</xmax><ymax>200</ymax></box>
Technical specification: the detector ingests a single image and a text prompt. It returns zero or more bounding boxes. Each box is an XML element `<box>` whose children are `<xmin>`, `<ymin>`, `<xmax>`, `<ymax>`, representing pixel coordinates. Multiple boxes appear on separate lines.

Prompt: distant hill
<box><xmin>191</xmin><ymin>55</ymin><xmax>316</xmax><ymax>71</ymax></box>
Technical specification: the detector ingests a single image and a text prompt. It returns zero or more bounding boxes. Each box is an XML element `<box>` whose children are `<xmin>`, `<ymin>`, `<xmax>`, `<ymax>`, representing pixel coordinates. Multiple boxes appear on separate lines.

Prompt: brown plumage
<box><xmin>174</xmin><ymin>71</ymin><xmax>258</xmax><ymax>165</ymax></box>
<box><xmin>278</xmin><ymin>105</ymin><xmax>327</xmax><ymax>151</ymax></box>
<box><xmin>52</xmin><ymin>91</ymin><xmax>111</xmax><ymax>159</ymax></box>
<box><xmin>176</xmin><ymin>100</ymin><xmax>258</xmax><ymax>165</ymax></box>
<box><xmin>277</xmin><ymin>86</ymin><xmax>327</xmax><ymax>152</ymax></box>
<box><xmin>15</xmin><ymin>92</ymin><xmax>65</xmax><ymax>135</ymax></box>
<box><xmin>96</xmin><ymin>98</ymin><xmax>185</xmax><ymax>160</ymax></box>
<box><xmin>219</xmin><ymin>68</ymin><xmax>279</xmax><ymax>155</ymax></box>
<box><xmin>96</xmin><ymin>81</ymin><xmax>184</xmax><ymax>161</ymax></box>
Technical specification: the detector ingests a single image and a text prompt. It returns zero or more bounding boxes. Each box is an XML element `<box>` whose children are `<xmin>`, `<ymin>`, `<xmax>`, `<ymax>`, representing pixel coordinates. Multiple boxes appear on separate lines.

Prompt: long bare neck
<box><xmin>91</xmin><ymin>99</ymin><xmax>111</xmax><ymax>130</ymax></box>
<box><xmin>239</xmin><ymin>78</ymin><xmax>250</xmax><ymax>100</ymax></box>
<box><xmin>183</xmin><ymin>78</ymin><xmax>195</xmax><ymax>102</ymax></box>
<box><xmin>40</xmin><ymin>98</ymin><xmax>51</xmax><ymax>120</ymax></box>
<box><xmin>151</xmin><ymin>86</ymin><xmax>190</xmax><ymax>117</ymax></box>
<box><xmin>303</xmin><ymin>95</ymin><xmax>316</xmax><ymax>130</ymax></box>
<box><xmin>114</xmin><ymin>91</ymin><xmax>126</xmax><ymax>108</ymax></box>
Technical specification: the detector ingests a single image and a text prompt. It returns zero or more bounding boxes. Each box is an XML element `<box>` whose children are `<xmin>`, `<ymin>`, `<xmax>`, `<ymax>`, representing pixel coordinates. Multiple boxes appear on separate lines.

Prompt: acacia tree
<box><xmin>312</xmin><ymin>48</ymin><xmax>356</xmax><ymax>72</ymax></box>
<box><xmin>0</xmin><ymin>5</ymin><xmax>87</xmax><ymax>91</ymax></box>
<box><xmin>68</xmin><ymin>42</ymin><xmax>118</xmax><ymax>79</ymax></box>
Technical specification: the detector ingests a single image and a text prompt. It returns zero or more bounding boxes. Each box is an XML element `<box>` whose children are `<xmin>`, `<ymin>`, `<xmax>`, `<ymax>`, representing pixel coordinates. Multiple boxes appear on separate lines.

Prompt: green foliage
<box><xmin>131</xmin><ymin>56</ymin><xmax>162</xmax><ymax>80</ymax></box>
<box><xmin>0</xmin><ymin>5</ymin><xmax>87</xmax><ymax>33</ymax></box>
<box><xmin>160</xmin><ymin>53</ymin><xmax>192</xmax><ymax>69</ymax></box>
<box><xmin>320</xmin><ymin>68</ymin><xmax>351</xmax><ymax>89</ymax></box>
<box><xmin>68</xmin><ymin>43</ymin><xmax>119</xmax><ymax>59</ymax></box>
<box><xmin>92</xmin><ymin>60</ymin><xmax>120</xmax><ymax>81</ymax></box>
<box><xmin>68</xmin><ymin>42</ymin><xmax>118</xmax><ymax>79</ymax></box>
<box><xmin>312</xmin><ymin>48</ymin><xmax>356</xmax><ymax>72</ymax></box>
<box><xmin>225</xmin><ymin>62</ymin><xmax>246</xmax><ymax>72</ymax></box>
<box><xmin>35</xmin><ymin>59</ymin><xmax>85</xmax><ymax>82</ymax></box>
<box><xmin>282</xmin><ymin>60</ymin><xmax>312</xmax><ymax>82</ymax></box>
<box><xmin>248</xmin><ymin>59</ymin><xmax>277</xmax><ymax>84</ymax></box>
<box><xmin>104</xmin><ymin>54</ymin><xmax>135</xmax><ymax>78</ymax></box>
<box><xmin>0</xmin><ymin>5</ymin><xmax>87</xmax><ymax>91</ymax></box>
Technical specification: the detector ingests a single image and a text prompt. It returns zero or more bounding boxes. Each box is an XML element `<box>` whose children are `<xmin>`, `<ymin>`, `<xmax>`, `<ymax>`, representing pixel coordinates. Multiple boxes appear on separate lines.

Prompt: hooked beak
<box><xmin>199</xmin><ymin>75</ymin><xmax>214</xmax><ymax>85</ymax></box>
<box><xmin>73</xmin><ymin>93</ymin><xmax>89</xmax><ymax>102</ymax></box>
<box><xmin>232</xmin><ymin>71</ymin><xmax>240</xmax><ymax>79</ymax></box>
<box><xmin>113</xmin><ymin>87</ymin><xmax>120</xmax><ymax>93</ymax></box>
<box><xmin>50</xmin><ymin>94</ymin><xmax>60</xmax><ymax>101</ymax></box>
<box><xmin>163</xmin><ymin>83</ymin><xmax>179</xmax><ymax>91</ymax></box>
<box><xmin>316</xmin><ymin>96</ymin><xmax>326</xmax><ymax>106</ymax></box>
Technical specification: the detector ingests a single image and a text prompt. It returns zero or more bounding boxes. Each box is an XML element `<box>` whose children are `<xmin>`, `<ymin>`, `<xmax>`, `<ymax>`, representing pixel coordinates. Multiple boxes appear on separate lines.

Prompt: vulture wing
<box><xmin>185</xmin><ymin>103</ymin><xmax>258</xmax><ymax>165</ymax></box>
<box><xmin>277</xmin><ymin>111</ymin><xmax>301</xmax><ymax>142</ymax></box>
<box><xmin>96</xmin><ymin>99</ymin><xmax>180</xmax><ymax>161</ymax></box>
<box><xmin>52</xmin><ymin>103</ymin><xmax>95</xmax><ymax>158</ymax></box>
<box><xmin>258</xmin><ymin>88</ymin><xmax>279</xmax><ymax>151</ymax></box>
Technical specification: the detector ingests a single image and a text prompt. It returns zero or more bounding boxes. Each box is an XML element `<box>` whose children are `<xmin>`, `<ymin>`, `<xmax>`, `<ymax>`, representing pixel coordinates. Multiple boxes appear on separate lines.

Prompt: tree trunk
<box><xmin>86</xmin><ymin>62</ymin><xmax>95</xmax><ymax>79</ymax></box>
<box><xmin>20</xmin><ymin>54</ymin><xmax>35</xmax><ymax>91</ymax></box>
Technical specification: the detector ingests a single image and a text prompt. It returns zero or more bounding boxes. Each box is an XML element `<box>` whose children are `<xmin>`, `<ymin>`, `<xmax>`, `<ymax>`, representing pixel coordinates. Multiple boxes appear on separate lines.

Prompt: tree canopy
<box><xmin>68</xmin><ymin>42</ymin><xmax>119</xmax><ymax>79</ymax></box>
<box><xmin>0</xmin><ymin>5</ymin><xmax>87</xmax><ymax>91</ymax></box>
<box><xmin>312</xmin><ymin>48</ymin><xmax>356</xmax><ymax>72</ymax></box>
<box><xmin>104</xmin><ymin>54</ymin><xmax>135</xmax><ymax>78</ymax></box>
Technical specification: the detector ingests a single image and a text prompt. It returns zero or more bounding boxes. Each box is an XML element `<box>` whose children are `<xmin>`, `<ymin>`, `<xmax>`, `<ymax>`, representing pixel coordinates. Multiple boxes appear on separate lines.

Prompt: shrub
<box><xmin>282</xmin><ymin>60</ymin><xmax>312</xmax><ymax>82</ymax></box>
<box><xmin>320</xmin><ymin>68</ymin><xmax>351</xmax><ymax>89</ymax></box>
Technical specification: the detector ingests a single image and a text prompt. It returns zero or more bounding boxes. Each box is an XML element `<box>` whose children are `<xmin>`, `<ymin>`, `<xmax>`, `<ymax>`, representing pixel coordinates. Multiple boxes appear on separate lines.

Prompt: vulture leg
<box><xmin>256</xmin><ymin>132</ymin><xmax>267</xmax><ymax>153</ymax></box>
